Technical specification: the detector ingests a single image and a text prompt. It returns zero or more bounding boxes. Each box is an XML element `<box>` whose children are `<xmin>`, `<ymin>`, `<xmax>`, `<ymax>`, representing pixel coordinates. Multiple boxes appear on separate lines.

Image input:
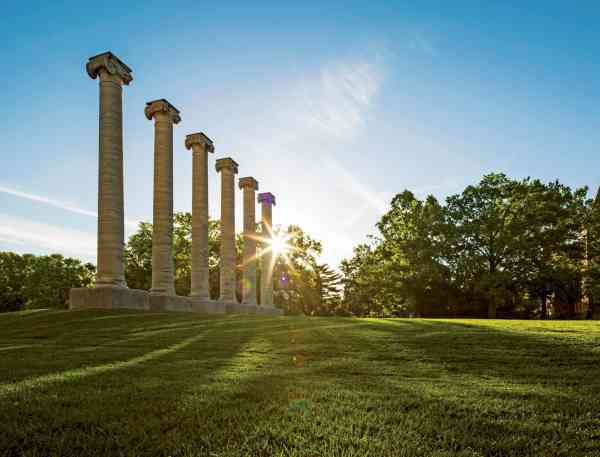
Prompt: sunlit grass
<box><xmin>1</xmin><ymin>311</ymin><xmax>599</xmax><ymax>456</ymax></box>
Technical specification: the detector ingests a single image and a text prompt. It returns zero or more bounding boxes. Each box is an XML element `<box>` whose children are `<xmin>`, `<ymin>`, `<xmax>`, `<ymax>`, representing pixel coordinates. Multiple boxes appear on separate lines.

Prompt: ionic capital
<box><xmin>239</xmin><ymin>177</ymin><xmax>259</xmax><ymax>191</ymax></box>
<box><xmin>144</xmin><ymin>99</ymin><xmax>181</xmax><ymax>124</ymax></box>
<box><xmin>258</xmin><ymin>192</ymin><xmax>276</xmax><ymax>206</ymax></box>
<box><xmin>87</xmin><ymin>52</ymin><xmax>133</xmax><ymax>85</ymax></box>
<box><xmin>215</xmin><ymin>158</ymin><xmax>239</xmax><ymax>174</ymax></box>
<box><xmin>185</xmin><ymin>132</ymin><xmax>214</xmax><ymax>153</ymax></box>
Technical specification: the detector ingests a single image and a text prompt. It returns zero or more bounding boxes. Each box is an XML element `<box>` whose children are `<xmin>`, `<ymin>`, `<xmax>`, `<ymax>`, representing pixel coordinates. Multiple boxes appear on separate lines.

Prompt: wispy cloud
<box><xmin>252</xmin><ymin>54</ymin><xmax>387</xmax><ymax>266</ymax></box>
<box><xmin>0</xmin><ymin>214</ymin><xmax>96</xmax><ymax>259</ymax></box>
<box><xmin>0</xmin><ymin>184</ymin><xmax>137</xmax><ymax>228</ymax></box>
<box><xmin>323</xmin><ymin>155</ymin><xmax>389</xmax><ymax>214</ymax></box>
<box><xmin>0</xmin><ymin>185</ymin><xmax>97</xmax><ymax>218</ymax></box>
<box><xmin>296</xmin><ymin>59</ymin><xmax>384</xmax><ymax>141</ymax></box>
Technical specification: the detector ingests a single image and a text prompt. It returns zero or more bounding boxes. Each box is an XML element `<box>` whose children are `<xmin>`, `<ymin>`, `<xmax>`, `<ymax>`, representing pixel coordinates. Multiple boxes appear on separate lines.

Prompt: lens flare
<box><xmin>270</xmin><ymin>233</ymin><xmax>290</xmax><ymax>255</ymax></box>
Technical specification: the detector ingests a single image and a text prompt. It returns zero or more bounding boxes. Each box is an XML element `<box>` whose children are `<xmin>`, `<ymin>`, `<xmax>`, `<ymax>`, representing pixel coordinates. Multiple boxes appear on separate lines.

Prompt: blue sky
<box><xmin>2</xmin><ymin>1</ymin><xmax>600</xmax><ymax>267</ymax></box>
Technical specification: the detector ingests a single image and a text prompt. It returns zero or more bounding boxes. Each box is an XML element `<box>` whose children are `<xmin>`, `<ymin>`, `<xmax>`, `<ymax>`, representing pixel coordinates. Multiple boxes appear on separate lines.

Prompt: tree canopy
<box><xmin>0</xmin><ymin>253</ymin><xmax>95</xmax><ymax>312</ymax></box>
<box><xmin>341</xmin><ymin>173</ymin><xmax>596</xmax><ymax>318</ymax></box>
<box><xmin>124</xmin><ymin>213</ymin><xmax>340</xmax><ymax>315</ymax></box>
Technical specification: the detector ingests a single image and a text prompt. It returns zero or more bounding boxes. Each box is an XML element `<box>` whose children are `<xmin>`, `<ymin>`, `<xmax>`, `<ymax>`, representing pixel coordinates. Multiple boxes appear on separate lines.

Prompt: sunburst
<box><xmin>243</xmin><ymin>227</ymin><xmax>298</xmax><ymax>277</ymax></box>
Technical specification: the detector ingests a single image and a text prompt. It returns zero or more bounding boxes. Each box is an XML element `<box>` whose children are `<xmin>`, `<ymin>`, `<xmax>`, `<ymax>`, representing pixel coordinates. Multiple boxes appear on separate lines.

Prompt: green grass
<box><xmin>1</xmin><ymin>311</ymin><xmax>600</xmax><ymax>456</ymax></box>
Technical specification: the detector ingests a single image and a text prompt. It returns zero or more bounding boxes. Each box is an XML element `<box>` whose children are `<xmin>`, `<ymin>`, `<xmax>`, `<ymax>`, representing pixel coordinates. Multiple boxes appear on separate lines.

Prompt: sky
<box><xmin>2</xmin><ymin>1</ymin><xmax>600</xmax><ymax>267</ymax></box>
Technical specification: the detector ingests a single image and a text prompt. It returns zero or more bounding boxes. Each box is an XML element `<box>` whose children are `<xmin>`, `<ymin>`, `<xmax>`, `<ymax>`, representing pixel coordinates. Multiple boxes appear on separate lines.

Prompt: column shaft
<box><xmin>261</xmin><ymin>203</ymin><xmax>274</xmax><ymax>306</ymax></box>
<box><xmin>191</xmin><ymin>148</ymin><xmax>210</xmax><ymax>299</ymax></box>
<box><xmin>219</xmin><ymin>169</ymin><xmax>236</xmax><ymax>302</ymax></box>
<box><xmin>240</xmin><ymin>180</ymin><xmax>258</xmax><ymax>304</ymax></box>
<box><xmin>151</xmin><ymin>114</ymin><xmax>175</xmax><ymax>295</ymax></box>
<box><xmin>96</xmin><ymin>75</ymin><xmax>125</xmax><ymax>287</ymax></box>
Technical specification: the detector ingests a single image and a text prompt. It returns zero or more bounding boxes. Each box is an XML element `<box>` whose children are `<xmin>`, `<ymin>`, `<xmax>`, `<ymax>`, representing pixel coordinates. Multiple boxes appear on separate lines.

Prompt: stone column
<box><xmin>258</xmin><ymin>192</ymin><xmax>276</xmax><ymax>306</ymax></box>
<box><xmin>185</xmin><ymin>133</ymin><xmax>214</xmax><ymax>302</ymax></box>
<box><xmin>239</xmin><ymin>177</ymin><xmax>259</xmax><ymax>305</ymax></box>
<box><xmin>145</xmin><ymin>99</ymin><xmax>181</xmax><ymax>296</ymax></box>
<box><xmin>86</xmin><ymin>52</ymin><xmax>132</xmax><ymax>288</ymax></box>
<box><xmin>216</xmin><ymin>158</ymin><xmax>239</xmax><ymax>303</ymax></box>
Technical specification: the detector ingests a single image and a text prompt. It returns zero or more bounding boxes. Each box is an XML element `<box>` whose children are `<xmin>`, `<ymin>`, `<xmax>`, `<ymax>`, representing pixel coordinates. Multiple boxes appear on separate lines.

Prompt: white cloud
<box><xmin>0</xmin><ymin>184</ymin><xmax>137</xmax><ymax>228</ymax></box>
<box><xmin>247</xmin><ymin>55</ymin><xmax>387</xmax><ymax>267</ymax></box>
<box><xmin>299</xmin><ymin>60</ymin><xmax>384</xmax><ymax>140</ymax></box>
<box><xmin>0</xmin><ymin>214</ymin><xmax>96</xmax><ymax>259</ymax></box>
<box><xmin>322</xmin><ymin>155</ymin><xmax>389</xmax><ymax>215</ymax></box>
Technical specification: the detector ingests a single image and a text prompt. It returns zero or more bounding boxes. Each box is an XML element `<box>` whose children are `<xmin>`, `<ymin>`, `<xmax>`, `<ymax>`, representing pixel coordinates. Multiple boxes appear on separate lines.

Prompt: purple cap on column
<box><xmin>258</xmin><ymin>192</ymin><xmax>276</xmax><ymax>206</ymax></box>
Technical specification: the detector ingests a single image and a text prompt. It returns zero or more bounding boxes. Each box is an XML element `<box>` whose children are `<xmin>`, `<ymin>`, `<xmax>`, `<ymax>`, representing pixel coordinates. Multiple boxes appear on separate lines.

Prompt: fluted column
<box><xmin>216</xmin><ymin>158</ymin><xmax>239</xmax><ymax>303</ymax></box>
<box><xmin>239</xmin><ymin>177</ymin><xmax>259</xmax><ymax>304</ymax></box>
<box><xmin>185</xmin><ymin>133</ymin><xmax>214</xmax><ymax>301</ymax></box>
<box><xmin>258</xmin><ymin>192</ymin><xmax>276</xmax><ymax>306</ymax></box>
<box><xmin>145</xmin><ymin>99</ymin><xmax>181</xmax><ymax>296</ymax></box>
<box><xmin>86</xmin><ymin>52</ymin><xmax>133</xmax><ymax>288</ymax></box>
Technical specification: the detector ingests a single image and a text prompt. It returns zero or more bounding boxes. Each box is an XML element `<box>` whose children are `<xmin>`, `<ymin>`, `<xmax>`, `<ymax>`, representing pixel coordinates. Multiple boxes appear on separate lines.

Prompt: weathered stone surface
<box><xmin>70</xmin><ymin>287</ymin><xmax>148</xmax><ymax>310</ymax></box>
<box><xmin>87</xmin><ymin>52</ymin><xmax>132</xmax><ymax>288</ymax></box>
<box><xmin>258</xmin><ymin>192</ymin><xmax>276</xmax><ymax>307</ymax></box>
<box><xmin>225</xmin><ymin>302</ymin><xmax>244</xmax><ymax>314</ymax></box>
<box><xmin>149</xmin><ymin>294</ymin><xmax>191</xmax><ymax>312</ymax></box>
<box><xmin>216</xmin><ymin>158</ymin><xmax>239</xmax><ymax>303</ymax></box>
<box><xmin>190</xmin><ymin>298</ymin><xmax>226</xmax><ymax>314</ymax></box>
<box><xmin>87</xmin><ymin>52</ymin><xmax>133</xmax><ymax>85</ymax></box>
<box><xmin>239</xmin><ymin>177</ymin><xmax>259</xmax><ymax>304</ymax></box>
<box><xmin>241</xmin><ymin>304</ymin><xmax>259</xmax><ymax>314</ymax></box>
<box><xmin>224</xmin><ymin>302</ymin><xmax>257</xmax><ymax>314</ymax></box>
<box><xmin>146</xmin><ymin>99</ymin><xmax>181</xmax><ymax>296</ymax></box>
<box><xmin>69</xmin><ymin>288</ymin><xmax>280</xmax><ymax>314</ymax></box>
<box><xmin>258</xmin><ymin>305</ymin><xmax>283</xmax><ymax>316</ymax></box>
<box><xmin>185</xmin><ymin>133</ymin><xmax>214</xmax><ymax>302</ymax></box>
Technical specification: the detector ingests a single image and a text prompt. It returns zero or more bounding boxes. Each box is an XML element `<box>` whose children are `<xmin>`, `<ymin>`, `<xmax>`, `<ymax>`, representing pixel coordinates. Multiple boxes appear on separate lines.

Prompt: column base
<box><xmin>69</xmin><ymin>287</ymin><xmax>282</xmax><ymax>316</ymax></box>
<box><xmin>224</xmin><ymin>301</ymin><xmax>244</xmax><ymax>314</ymax></box>
<box><xmin>258</xmin><ymin>305</ymin><xmax>283</xmax><ymax>316</ymax></box>
<box><xmin>149</xmin><ymin>294</ymin><xmax>192</xmax><ymax>312</ymax></box>
<box><xmin>70</xmin><ymin>286</ymin><xmax>149</xmax><ymax>310</ymax></box>
<box><xmin>241</xmin><ymin>304</ymin><xmax>259</xmax><ymax>314</ymax></box>
<box><xmin>189</xmin><ymin>296</ymin><xmax>227</xmax><ymax>314</ymax></box>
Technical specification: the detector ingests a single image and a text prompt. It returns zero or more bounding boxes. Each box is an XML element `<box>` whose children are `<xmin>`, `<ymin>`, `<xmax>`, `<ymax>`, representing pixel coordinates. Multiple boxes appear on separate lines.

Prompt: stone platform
<box><xmin>70</xmin><ymin>286</ymin><xmax>149</xmax><ymax>310</ymax></box>
<box><xmin>69</xmin><ymin>287</ymin><xmax>282</xmax><ymax>316</ymax></box>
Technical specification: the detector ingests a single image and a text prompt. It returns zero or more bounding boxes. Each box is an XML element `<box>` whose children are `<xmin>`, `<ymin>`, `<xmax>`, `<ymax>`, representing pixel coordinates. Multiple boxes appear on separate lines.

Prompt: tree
<box><xmin>124</xmin><ymin>214</ymin><xmax>326</xmax><ymax>311</ymax></box>
<box><xmin>341</xmin><ymin>173</ymin><xmax>589</xmax><ymax>318</ymax></box>
<box><xmin>125</xmin><ymin>214</ymin><xmax>223</xmax><ymax>298</ymax></box>
<box><xmin>0</xmin><ymin>252</ymin><xmax>95</xmax><ymax>311</ymax></box>
<box><xmin>0</xmin><ymin>252</ymin><xmax>29</xmax><ymax>312</ymax></box>
<box><xmin>313</xmin><ymin>263</ymin><xmax>342</xmax><ymax>315</ymax></box>
<box><xmin>267</xmin><ymin>224</ymin><xmax>345</xmax><ymax>316</ymax></box>
<box><xmin>26</xmin><ymin>254</ymin><xmax>95</xmax><ymax>309</ymax></box>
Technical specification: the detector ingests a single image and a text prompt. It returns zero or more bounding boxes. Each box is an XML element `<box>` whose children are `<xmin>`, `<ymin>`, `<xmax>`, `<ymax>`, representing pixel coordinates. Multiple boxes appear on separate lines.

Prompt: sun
<box><xmin>270</xmin><ymin>233</ymin><xmax>290</xmax><ymax>256</ymax></box>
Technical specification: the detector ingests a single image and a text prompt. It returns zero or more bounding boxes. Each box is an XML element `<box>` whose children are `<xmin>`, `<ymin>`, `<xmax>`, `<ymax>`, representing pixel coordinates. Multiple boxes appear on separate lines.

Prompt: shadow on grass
<box><xmin>0</xmin><ymin>315</ymin><xmax>296</xmax><ymax>456</ymax></box>
<box><xmin>2</xmin><ymin>316</ymin><xmax>599</xmax><ymax>456</ymax></box>
<box><xmin>175</xmin><ymin>318</ymin><xmax>600</xmax><ymax>456</ymax></box>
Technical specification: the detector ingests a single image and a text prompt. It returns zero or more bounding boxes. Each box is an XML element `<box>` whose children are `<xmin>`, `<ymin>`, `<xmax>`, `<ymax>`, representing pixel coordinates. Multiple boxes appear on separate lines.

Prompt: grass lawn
<box><xmin>0</xmin><ymin>310</ymin><xmax>599</xmax><ymax>456</ymax></box>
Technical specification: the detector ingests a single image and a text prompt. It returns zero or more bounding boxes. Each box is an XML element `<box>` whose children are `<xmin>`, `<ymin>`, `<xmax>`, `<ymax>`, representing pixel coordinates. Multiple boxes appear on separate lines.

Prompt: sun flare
<box><xmin>269</xmin><ymin>233</ymin><xmax>290</xmax><ymax>256</ymax></box>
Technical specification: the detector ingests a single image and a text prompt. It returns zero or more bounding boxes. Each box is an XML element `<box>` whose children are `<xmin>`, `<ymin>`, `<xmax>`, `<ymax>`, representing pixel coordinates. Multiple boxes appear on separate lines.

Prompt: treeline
<box><xmin>0</xmin><ymin>213</ymin><xmax>342</xmax><ymax>314</ymax></box>
<box><xmin>9</xmin><ymin>173</ymin><xmax>596</xmax><ymax>319</ymax></box>
<box><xmin>340</xmin><ymin>173</ymin><xmax>600</xmax><ymax>319</ymax></box>
<box><xmin>124</xmin><ymin>213</ymin><xmax>342</xmax><ymax>315</ymax></box>
<box><xmin>0</xmin><ymin>253</ymin><xmax>95</xmax><ymax>312</ymax></box>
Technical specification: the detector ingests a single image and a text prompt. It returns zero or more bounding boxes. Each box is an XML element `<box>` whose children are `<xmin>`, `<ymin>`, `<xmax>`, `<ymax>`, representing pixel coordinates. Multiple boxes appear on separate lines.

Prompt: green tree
<box><xmin>26</xmin><ymin>254</ymin><xmax>95</xmax><ymax>309</ymax></box>
<box><xmin>313</xmin><ymin>263</ymin><xmax>342</xmax><ymax>315</ymax></box>
<box><xmin>342</xmin><ymin>173</ymin><xmax>588</xmax><ymax>318</ymax></box>
<box><xmin>0</xmin><ymin>252</ymin><xmax>95</xmax><ymax>311</ymax></box>
<box><xmin>125</xmin><ymin>214</ymin><xmax>223</xmax><ymax>298</ymax></box>
<box><xmin>125</xmin><ymin>215</ymin><xmax>324</xmax><ymax>311</ymax></box>
<box><xmin>0</xmin><ymin>252</ymin><xmax>29</xmax><ymax>312</ymax></box>
<box><xmin>270</xmin><ymin>225</ymin><xmax>327</xmax><ymax>315</ymax></box>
